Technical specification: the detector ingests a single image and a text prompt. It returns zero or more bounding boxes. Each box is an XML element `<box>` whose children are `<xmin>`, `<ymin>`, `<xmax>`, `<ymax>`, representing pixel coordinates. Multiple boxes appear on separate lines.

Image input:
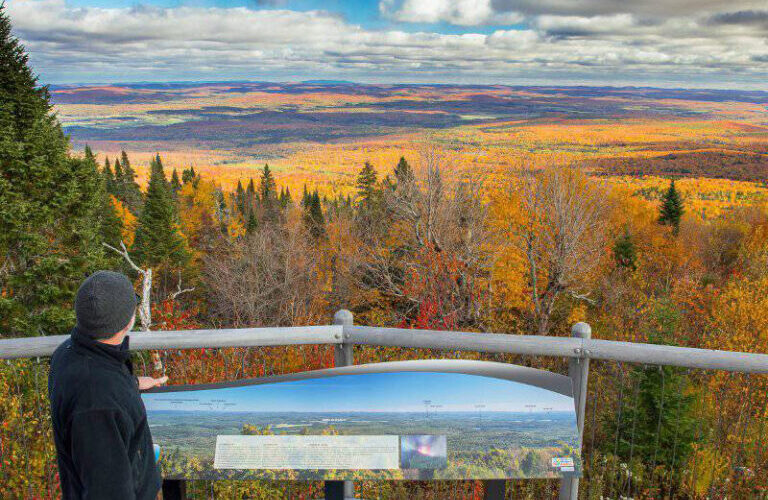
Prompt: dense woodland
<box><xmin>1</xmin><ymin>6</ymin><xmax>767</xmax><ymax>499</ymax></box>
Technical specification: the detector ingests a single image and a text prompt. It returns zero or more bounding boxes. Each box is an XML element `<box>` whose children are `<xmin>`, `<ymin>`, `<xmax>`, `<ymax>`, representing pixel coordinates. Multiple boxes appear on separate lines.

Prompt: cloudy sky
<box><xmin>6</xmin><ymin>0</ymin><xmax>768</xmax><ymax>88</ymax></box>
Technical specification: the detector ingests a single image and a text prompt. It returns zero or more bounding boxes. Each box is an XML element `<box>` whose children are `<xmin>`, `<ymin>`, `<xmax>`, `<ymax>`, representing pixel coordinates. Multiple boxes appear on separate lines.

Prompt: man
<box><xmin>49</xmin><ymin>271</ymin><xmax>168</xmax><ymax>499</ymax></box>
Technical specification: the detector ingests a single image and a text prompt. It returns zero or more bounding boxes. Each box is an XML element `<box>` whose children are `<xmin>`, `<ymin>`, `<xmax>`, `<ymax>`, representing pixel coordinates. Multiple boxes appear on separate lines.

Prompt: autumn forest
<box><xmin>1</xmin><ymin>3</ymin><xmax>768</xmax><ymax>499</ymax></box>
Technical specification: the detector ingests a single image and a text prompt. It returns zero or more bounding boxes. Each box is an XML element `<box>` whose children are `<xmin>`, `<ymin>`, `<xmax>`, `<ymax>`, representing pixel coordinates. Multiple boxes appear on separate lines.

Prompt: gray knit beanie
<box><xmin>75</xmin><ymin>271</ymin><xmax>138</xmax><ymax>339</ymax></box>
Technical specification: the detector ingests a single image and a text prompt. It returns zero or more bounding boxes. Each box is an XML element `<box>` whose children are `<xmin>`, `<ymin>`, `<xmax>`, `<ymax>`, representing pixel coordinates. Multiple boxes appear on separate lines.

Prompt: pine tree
<box><xmin>234</xmin><ymin>180</ymin><xmax>247</xmax><ymax>216</ymax></box>
<box><xmin>259</xmin><ymin>163</ymin><xmax>277</xmax><ymax>202</ymax></box>
<box><xmin>303</xmin><ymin>190</ymin><xmax>326</xmax><ymax>239</ymax></box>
<box><xmin>112</xmin><ymin>156</ymin><xmax>124</xmax><ymax>198</ymax></box>
<box><xmin>182</xmin><ymin>166</ymin><xmax>196</xmax><ymax>185</ymax></box>
<box><xmin>658</xmin><ymin>180</ymin><xmax>684</xmax><ymax>234</ymax></box>
<box><xmin>613</xmin><ymin>228</ymin><xmax>637</xmax><ymax>270</ymax></box>
<box><xmin>246</xmin><ymin>209</ymin><xmax>258</xmax><ymax>234</ymax></box>
<box><xmin>131</xmin><ymin>155</ymin><xmax>190</xmax><ymax>275</ymax></box>
<box><xmin>170</xmin><ymin>168</ymin><xmax>182</xmax><ymax>195</ymax></box>
<box><xmin>279</xmin><ymin>186</ymin><xmax>292</xmax><ymax>208</ymax></box>
<box><xmin>0</xmin><ymin>5</ymin><xmax>108</xmax><ymax>335</ymax></box>
<box><xmin>603</xmin><ymin>303</ymin><xmax>699</xmax><ymax>471</ymax></box>
<box><xmin>259</xmin><ymin>164</ymin><xmax>279</xmax><ymax>221</ymax></box>
<box><xmin>394</xmin><ymin>156</ymin><xmax>413</xmax><ymax>186</ymax></box>
<box><xmin>85</xmin><ymin>146</ymin><xmax>123</xmax><ymax>250</ymax></box>
<box><xmin>103</xmin><ymin>156</ymin><xmax>116</xmax><ymax>195</ymax></box>
<box><xmin>112</xmin><ymin>151</ymin><xmax>142</xmax><ymax>214</ymax></box>
<box><xmin>356</xmin><ymin>161</ymin><xmax>378</xmax><ymax>205</ymax></box>
<box><xmin>121</xmin><ymin>150</ymin><xmax>131</xmax><ymax>172</ymax></box>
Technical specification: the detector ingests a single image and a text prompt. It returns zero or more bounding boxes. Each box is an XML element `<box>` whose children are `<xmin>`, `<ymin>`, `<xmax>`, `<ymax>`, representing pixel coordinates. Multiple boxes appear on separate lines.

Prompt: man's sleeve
<box><xmin>69</xmin><ymin>408</ymin><xmax>136</xmax><ymax>500</ymax></box>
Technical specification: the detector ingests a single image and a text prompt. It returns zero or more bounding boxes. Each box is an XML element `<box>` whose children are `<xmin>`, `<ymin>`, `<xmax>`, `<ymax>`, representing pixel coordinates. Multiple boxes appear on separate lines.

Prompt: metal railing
<box><xmin>4</xmin><ymin>323</ymin><xmax>767</xmax><ymax>373</ymax></box>
<box><xmin>1</xmin><ymin>309</ymin><xmax>767</xmax><ymax>500</ymax></box>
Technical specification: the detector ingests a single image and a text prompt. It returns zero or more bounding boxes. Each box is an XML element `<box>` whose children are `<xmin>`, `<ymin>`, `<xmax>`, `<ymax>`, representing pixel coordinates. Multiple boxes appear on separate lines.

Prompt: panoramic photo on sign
<box><xmin>142</xmin><ymin>360</ymin><xmax>581</xmax><ymax>480</ymax></box>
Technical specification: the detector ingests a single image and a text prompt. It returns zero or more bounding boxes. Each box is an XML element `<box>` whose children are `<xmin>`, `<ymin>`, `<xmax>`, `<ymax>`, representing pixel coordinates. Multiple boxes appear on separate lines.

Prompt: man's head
<box><xmin>75</xmin><ymin>271</ymin><xmax>138</xmax><ymax>342</ymax></box>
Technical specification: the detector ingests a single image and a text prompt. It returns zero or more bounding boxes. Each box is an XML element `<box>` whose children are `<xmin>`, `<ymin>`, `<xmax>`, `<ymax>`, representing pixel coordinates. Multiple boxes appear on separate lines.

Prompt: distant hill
<box><xmin>301</xmin><ymin>79</ymin><xmax>357</xmax><ymax>85</ymax></box>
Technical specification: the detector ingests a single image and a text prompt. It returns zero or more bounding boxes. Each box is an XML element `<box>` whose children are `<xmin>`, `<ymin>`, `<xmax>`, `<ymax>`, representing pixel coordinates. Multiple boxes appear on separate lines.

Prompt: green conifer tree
<box><xmin>245</xmin><ymin>177</ymin><xmax>257</xmax><ymax>214</ymax></box>
<box><xmin>0</xmin><ymin>5</ymin><xmax>108</xmax><ymax>335</ymax></box>
<box><xmin>234</xmin><ymin>180</ymin><xmax>247</xmax><ymax>216</ymax></box>
<box><xmin>303</xmin><ymin>190</ymin><xmax>326</xmax><ymax>239</ymax></box>
<box><xmin>182</xmin><ymin>166</ymin><xmax>194</xmax><ymax>185</ymax></box>
<box><xmin>170</xmin><ymin>168</ymin><xmax>182</xmax><ymax>196</ymax></box>
<box><xmin>103</xmin><ymin>156</ymin><xmax>116</xmax><ymax>195</ymax></box>
<box><xmin>246</xmin><ymin>209</ymin><xmax>259</xmax><ymax>234</ymax></box>
<box><xmin>603</xmin><ymin>303</ymin><xmax>699</xmax><ymax>472</ymax></box>
<box><xmin>613</xmin><ymin>228</ymin><xmax>637</xmax><ymax>270</ymax></box>
<box><xmin>113</xmin><ymin>152</ymin><xmax>143</xmax><ymax>215</ymax></box>
<box><xmin>658</xmin><ymin>180</ymin><xmax>684</xmax><ymax>234</ymax></box>
<box><xmin>356</xmin><ymin>161</ymin><xmax>378</xmax><ymax>206</ymax></box>
<box><xmin>259</xmin><ymin>164</ymin><xmax>277</xmax><ymax>201</ymax></box>
<box><xmin>394</xmin><ymin>156</ymin><xmax>414</xmax><ymax>187</ymax></box>
<box><xmin>112</xmin><ymin>156</ymin><xmax>124</xmax><ymax>198</ymax></box>
<box><xmin>84</xmin><ymin>146</ymin><xmax>123</xmax><ymax>250</ymax></box>
<box><xmin>259</xmin><ymin>164</ymin><xmax>278</xmax><ymax>221</ymax></box>
<box><xmin>131</xmin><ymin>155</ymin><xmax>190</xmax><ymax>277</ymax></box>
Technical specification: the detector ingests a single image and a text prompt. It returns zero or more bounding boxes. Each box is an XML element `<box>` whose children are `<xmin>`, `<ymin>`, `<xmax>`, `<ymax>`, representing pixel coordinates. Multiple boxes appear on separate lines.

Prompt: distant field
<box><xmin>52</xmin><ymin>82</ymin><xmax>768</xmax><ymax>210</ymax></box>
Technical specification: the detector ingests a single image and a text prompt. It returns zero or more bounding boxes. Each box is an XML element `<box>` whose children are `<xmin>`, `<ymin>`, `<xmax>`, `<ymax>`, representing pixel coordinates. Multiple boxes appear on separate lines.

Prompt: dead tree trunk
<box><xmin>103</xmin><ymin>241</ymin><xmax>160</xmax><ymax>371</ymax></box>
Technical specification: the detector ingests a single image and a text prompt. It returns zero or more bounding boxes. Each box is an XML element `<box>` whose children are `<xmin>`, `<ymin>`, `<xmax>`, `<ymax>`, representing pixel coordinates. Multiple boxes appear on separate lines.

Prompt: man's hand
<box><xmin>137</xmin><ymin>376</ymin><xmax>168</xmax><ymax>391</ymax></box>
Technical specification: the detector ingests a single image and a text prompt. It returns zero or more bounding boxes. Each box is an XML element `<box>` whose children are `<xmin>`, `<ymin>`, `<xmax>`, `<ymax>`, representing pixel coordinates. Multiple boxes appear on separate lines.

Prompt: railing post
<box><xmin>326</xmin><ymin>309</ymin><xmax>355</xmax><ymax>500</ymax></box>
<box><xmin>483</xmin><ymin>479</ymin><xmax>506</xmax><ymax>499</ymax></box>
<box><xmin>560</xmin><ymin>322</ymin><xmax>591</xmax><ymax>500</ymax></box>
<box><xmin>162</xmin><ymin>479</ymin><xmax>186</xmax><ymax>500</ymax></box>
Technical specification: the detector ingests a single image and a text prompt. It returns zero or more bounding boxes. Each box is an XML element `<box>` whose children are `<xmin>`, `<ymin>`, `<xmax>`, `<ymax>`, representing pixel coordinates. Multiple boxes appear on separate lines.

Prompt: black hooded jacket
<box><xmin>48</xmin><ymin>328</ymin><xmax>161</xmax><ymax>500</ymax></box>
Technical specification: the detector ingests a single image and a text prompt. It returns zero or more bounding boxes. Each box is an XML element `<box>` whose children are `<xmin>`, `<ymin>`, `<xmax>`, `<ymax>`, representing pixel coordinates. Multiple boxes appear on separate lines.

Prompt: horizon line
<box><xmin>44</xmin><ymin>78</ymin><xmax>768</xmax><ymax>94</ymax></box>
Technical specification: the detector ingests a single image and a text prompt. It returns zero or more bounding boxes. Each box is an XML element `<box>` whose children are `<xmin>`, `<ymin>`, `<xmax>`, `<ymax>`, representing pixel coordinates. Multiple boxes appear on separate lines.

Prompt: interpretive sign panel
<box><xmin>143</xmin><ymin>359</ymin><xmax>582</xmax><ymax>480</ymax></box>
<box><xmin>214</xmin><ymin>435</ymin><xmax>400</xmax><ymax>470</ymax></box>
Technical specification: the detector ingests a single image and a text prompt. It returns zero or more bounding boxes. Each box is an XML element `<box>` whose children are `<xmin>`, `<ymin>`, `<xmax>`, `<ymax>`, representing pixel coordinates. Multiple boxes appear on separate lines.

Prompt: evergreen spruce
<box><xmin>103</xmin><ymin>157</ymin><xmax>116</xmax><ymax>195</ymax></box>
<box><xmin>303</xmin><ymin>190</ymin><xmax>326</xmax><ymax>239</ymax></box>
<box><xmin>170</xmin><ymin>168</ymin><xmax>182</xmax><ymax>195</ymax></box>
<box><xmin>394</xmin><ymin>156</ymin><xmax>414</xmax><ymax>186</ymax></box>
<box><xmin>259</xmin><ymin>164</ymin><xmax>278</xmax><ymax>221</ymax></box>
<box><xmin>131</xmin><ymin>155</ymin><xmax>190</xmax><ymax>275</ymax></box>
<box><xmin>182</xmin><ymin>166</ymin><xmax>196</xmax><ymax>185</ymax></box>
<box><xmin>658</xmin><ymin>180</ymin><xmax>684</xmax><ymax>233</ymax></box>
<box><xmin>246</xmin><ymin>209</ymin><xmax>259</xmax><ymax>234</ymax></box>
<box><xmin>112</xmin><ymin>152</ymin><xmax>142</xmax><ymax>214</ymax></box>
<box><xmin>245</xmin><ymin>177</ymin><xmax>257</xmax><ymax>213</ymax></box>
<box><xmin>613</xmin><ymin>228</ymin><xmax>637</xmax><ymax>270</ymax></box>
<box><xmin>281</xmin><ymin>187</ymin><xmax>292</xmax><ymax>208</ymax></box>
<box><xmin>85</xmin><ymin>146</ymin><xmax>123</xmax><ymax>250</ymax></box>
<box><xmin>234</xmin><ymin>180</ymin><xmax>247</xmax><ymax>216</ymax></box>
<box><xmin>259</xmin><ymin>164</ymin><xmax>277</xmax><ymax>201</ymax></box>
<box><xmin>0</xmin><ymin>5</ymin><xmax>108</xmax><ymax>335</ymax></box>
<box><xmin>120</xmin><ymin>150</ymin><xmax>131</xmax><ymax>172</ymax></box>
<box><xmin>112</xmin><ymin>156</ymin><xmax>124</xmax><ymax>199</ymax></box>
<box><xmin>356</xmin><ymin>161</ymin><xmax>378</xmax><ymax>205</ymax></box>
<box><xmin>603</xmin><ymin>304</ymin><xmax>698</xmax><ymax>471</ymax></box>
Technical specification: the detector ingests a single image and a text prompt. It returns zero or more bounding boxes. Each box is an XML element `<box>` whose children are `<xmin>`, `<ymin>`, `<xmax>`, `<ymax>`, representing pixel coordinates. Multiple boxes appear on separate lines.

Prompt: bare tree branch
<box><xmin>168</xmin><ymin>270</ymin><xmax>194</xmax><ymax>301</ymax></box>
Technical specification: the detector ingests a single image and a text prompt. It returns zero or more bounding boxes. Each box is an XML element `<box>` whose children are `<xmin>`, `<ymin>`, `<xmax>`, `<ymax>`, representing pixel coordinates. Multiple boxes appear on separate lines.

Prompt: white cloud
<box><xmin>535</xmin><ymin>14</ymin><xmax>637</xmax><ymax>35</ymax></box>
<box><xmin>490</xmin><ymin>0</ymin><xmax>766</xmax><ymax>17</ymax></box>
<box><xmin>5</xmin><ymin>0</ymin><xmax>767</xmax><ymax>87</ymax></box>
<box><xmin>380</xmin><ymin>0</ymin><xmax>523</xmax><ymax>26</ymax></box>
